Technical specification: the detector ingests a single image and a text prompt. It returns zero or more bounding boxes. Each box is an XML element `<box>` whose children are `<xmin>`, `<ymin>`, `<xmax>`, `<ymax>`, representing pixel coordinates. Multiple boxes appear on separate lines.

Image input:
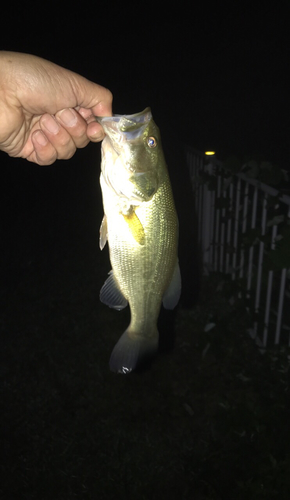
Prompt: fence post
<box><xmin>201</xmin><ymin>161</ymin><xmax>214</xmax><ymax>274</ymax></box>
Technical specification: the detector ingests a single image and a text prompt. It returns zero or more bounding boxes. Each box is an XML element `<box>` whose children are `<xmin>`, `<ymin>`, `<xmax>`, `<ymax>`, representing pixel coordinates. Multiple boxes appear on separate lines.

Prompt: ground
<box><xmin>1</xmin><ymin>229</ymin><xmax>290</xmax><ymax>500</ymax></box>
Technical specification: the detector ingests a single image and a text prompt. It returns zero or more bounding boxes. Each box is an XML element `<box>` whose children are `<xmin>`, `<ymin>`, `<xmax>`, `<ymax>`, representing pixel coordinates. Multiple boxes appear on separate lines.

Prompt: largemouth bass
<box><xmin>97</xmin><ymin>108</ymin><xmax>181</xmax><ymax>374</ymax></box>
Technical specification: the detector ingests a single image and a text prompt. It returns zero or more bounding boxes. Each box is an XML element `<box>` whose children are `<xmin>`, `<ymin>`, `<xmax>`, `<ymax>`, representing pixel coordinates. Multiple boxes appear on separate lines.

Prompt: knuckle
<box><xmin>57</xmin><ymin>145</ymin><xmax>76</xmax><ymax>160</ymax></box>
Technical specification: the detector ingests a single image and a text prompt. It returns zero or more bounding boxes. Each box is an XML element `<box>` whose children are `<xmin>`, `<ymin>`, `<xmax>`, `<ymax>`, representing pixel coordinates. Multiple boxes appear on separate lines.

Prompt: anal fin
<box><xmin>162</xmin><ymin>259</ymin><xmax>182</xmax><ymax>310</ymax></box>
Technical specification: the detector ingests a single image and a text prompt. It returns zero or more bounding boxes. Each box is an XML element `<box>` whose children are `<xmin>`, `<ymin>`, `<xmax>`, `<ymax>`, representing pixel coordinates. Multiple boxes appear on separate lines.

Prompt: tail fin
<box><xmin>109</xmin><ymin>327</ymin><xmax>159</xmax><ymax>374</ymax></box>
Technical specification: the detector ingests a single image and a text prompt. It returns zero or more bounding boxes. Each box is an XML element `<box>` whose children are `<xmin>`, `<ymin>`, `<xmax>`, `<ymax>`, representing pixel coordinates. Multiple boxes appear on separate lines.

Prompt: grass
<box><xmin>1</xmin><ymin>231</ymin><xmax>290</xmax><ymax>500</ymax></box>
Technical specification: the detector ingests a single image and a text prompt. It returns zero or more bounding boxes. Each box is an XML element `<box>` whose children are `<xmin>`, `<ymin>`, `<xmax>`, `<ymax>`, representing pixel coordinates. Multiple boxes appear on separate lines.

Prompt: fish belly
<box><xmin>100</xmin><ymin>171</ymin><xmax>178</xmax><ymax>372</ymax></box>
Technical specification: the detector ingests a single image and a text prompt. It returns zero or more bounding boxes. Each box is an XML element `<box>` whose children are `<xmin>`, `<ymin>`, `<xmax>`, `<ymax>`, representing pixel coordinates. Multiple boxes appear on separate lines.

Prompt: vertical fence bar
<box><xmin>197</xmin><ymin>158</ymin><xmax>203</xmax><ymax>249</ymax></box>
<box><xmin>209</xmin><ymin>188</ymin><xmax>216</xmax><ymax>270</ymax></box>
<box><xmin>232</xmin><ymin>178</ymin><xmax>241</xmax><ymax>280</ymax></box>
<box><xmin>239</xmin><ymin>182</ymin><xmax>249</xmax><ymax>279</ymax></box>
<box><xmin>214</xmin><ymin>174</ymin><xmax>221</xmax><ymax>272</ymax></box>
<box><xmin>202</xmin><ymin>161</ymin><xmax>214</xmax><ymax>274</ymax></box>
<box><xmin>275</xmin><ymin>268</ymin><xmax>287</xmax><ymax>344</ymax></box>
<box><xmin>247</xmin><ymin>186</ymin><xmax>258</xmax><ymax>294</ymax></box>
<box><xmin>225</xmin><ymin>181</ymin><xmax>233</xmax><ymax>273</ymax></box>
<box><xmin>262</xmin><ymin>225</ymin><xmax>277</xmax><ymax>347</ymax></box>
<box><xmin>253</xmin><ymin>195</ymin><xmax>267</xmax><ymax>341</ymax></box>
<box><xmin>220</xmin><ymin>177</ymin><xmax>226</xmax><ymax>273</ymax></box>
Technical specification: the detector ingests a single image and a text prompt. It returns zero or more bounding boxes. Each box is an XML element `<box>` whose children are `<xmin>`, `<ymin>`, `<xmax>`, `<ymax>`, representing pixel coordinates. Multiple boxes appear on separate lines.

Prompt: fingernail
<box><xmin>58</xmin><ymin>108</ymin><xmax>77</xmax><ymax>127</ymax></box>
<box><xmin>87</xmin><ymin>122</ymin><xmax>105</xmax><ymax>142</ymax></box>
<box><xmin>89</xmin><ymin>132</ymin><xmax>104</xmax><ymax>142</ymax></box>
<box><xmin>34</xmin><ymin>130</ymin><xmax>48</xmax><ymax>146</ymax></box>
<box><xmin>42</xmin><ymin>115</ymin><xmax>60</xmax><ymax>134</ymax></box>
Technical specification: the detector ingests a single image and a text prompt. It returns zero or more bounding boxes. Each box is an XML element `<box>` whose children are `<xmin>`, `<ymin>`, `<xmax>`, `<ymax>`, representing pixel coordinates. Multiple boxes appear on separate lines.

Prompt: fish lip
<box><xmin>96</xmin><ymin>107</ymin><xmax>152</xmax><ymax>141</ymax></box>
<box><xmin>96</xmin><ymin>107</ymin><xmax>152</xmax><ymax>125</ymax></box>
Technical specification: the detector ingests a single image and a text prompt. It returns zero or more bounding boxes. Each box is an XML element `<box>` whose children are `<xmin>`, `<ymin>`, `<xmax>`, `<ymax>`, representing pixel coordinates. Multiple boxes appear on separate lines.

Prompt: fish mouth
<box><xmin>98</xmin><ymin>108</ymin><xmax>159</xmax><ymax>202</ymax></box>
<box><xmin>96</xmin><ymin>107</ymin><xmax>152</xmax><ymax>141</ymax></box>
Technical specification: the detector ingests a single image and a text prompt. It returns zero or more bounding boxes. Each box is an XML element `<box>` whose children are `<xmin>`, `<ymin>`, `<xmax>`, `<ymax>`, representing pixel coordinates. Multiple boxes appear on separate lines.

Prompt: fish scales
<box><xmin>97</xmin><ymin>108</ymin><xmax>181</xmax><ymax>373</ymax></box>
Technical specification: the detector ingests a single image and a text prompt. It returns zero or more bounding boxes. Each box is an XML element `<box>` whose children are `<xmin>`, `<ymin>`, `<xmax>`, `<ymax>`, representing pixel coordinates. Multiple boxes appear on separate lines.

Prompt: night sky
<box><xmin>1</xmin><ymin>4</ymin><xmax>289</xmax><ymax>164</ymax></box>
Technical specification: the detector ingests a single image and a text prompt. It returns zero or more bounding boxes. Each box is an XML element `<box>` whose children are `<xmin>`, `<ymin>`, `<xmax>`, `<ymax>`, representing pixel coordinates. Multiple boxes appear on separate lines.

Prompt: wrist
<box><xmin>0</xmin><ymin>53</ymin><xmax>19</xmax><ymax>153</ymax></box>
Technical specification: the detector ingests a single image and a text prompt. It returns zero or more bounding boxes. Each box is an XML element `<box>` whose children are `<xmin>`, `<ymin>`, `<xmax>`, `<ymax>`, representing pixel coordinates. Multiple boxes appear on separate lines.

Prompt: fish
<box><xmin>97</xmin><ymin>107</ymin><xmax>181</xmax><ymax>374</ymax></box>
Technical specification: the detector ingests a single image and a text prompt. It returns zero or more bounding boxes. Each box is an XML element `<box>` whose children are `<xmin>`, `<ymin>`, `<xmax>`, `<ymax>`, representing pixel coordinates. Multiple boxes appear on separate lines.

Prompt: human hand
<box><xmin>0</xmin><ymin>51</ymin><xmax>112</xmax><ymax>165</ymax></box>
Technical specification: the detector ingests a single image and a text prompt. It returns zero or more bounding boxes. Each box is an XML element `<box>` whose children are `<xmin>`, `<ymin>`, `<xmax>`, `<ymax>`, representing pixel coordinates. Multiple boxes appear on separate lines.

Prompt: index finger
<box><xmin>91</xmin><ymin>96</ymin><xmax>113</xmax><ymax>118</ymax></box>
<box><xmin>72</xmin><ymin>76</ymin><xmax>113</xmax><ymax>118</ymax></box>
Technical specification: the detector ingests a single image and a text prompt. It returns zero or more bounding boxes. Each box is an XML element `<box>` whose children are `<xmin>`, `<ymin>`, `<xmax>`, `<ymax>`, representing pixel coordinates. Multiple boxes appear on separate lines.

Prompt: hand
<box><xmin>0</xmin><ymin>51</ymin><xmax>112</xmax><ymax>165</ymax></box>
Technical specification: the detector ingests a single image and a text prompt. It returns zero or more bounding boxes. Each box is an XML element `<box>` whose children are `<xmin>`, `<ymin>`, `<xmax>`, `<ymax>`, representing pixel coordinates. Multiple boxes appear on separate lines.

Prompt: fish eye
<box><xmin>147</xmin><ymin>136</ymin><xmax>157</xmax><ymax>148</ymax></box>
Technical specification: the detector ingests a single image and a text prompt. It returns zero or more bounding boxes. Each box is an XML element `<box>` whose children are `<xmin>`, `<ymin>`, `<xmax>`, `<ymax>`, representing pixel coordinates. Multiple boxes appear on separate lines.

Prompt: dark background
<box><xmin>1</xmin><ymin>4</ymin><xmax>290</xmax><ymax>499</ymax></box>
<box><xmin>1</xmin><ymin>3</ymin><xmax>289</xmax><ymax>163</ymax></box>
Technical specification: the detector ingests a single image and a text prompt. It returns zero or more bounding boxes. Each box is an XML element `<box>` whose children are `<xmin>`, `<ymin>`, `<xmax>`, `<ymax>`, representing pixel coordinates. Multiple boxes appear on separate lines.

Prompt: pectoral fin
<box><xmin>100</xmin><ymin>270</ymin><xmax>128</xmax><ymax>310</ymax></box>
<box><xmin>99</xmin><ymin>215</ymin><xmax>108</xmax><ymax>250</ymax></box>
<box><xmin>162</xmin><ymin>259</ymin><xmax>182</xmax><ymax>309</ymax></box>
<box><xmin>122</xmin><ymin>209</ymin><xmax>145</xmax><ymax>245</ymax></box>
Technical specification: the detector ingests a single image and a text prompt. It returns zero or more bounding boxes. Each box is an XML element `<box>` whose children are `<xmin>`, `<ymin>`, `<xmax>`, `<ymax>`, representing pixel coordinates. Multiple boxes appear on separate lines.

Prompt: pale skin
<box><xmin>0</xmin><ymin>51</ymin><xmax>113</xmax><ymax>165</ymax></box>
